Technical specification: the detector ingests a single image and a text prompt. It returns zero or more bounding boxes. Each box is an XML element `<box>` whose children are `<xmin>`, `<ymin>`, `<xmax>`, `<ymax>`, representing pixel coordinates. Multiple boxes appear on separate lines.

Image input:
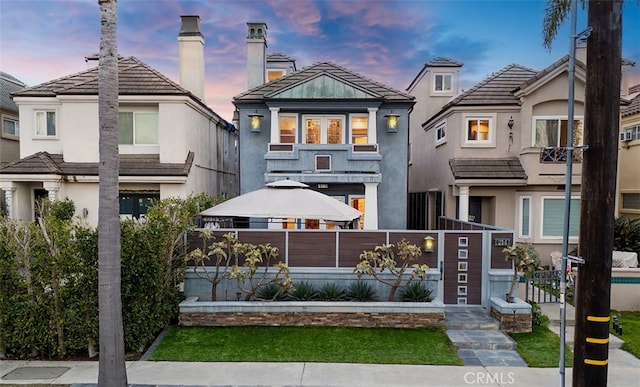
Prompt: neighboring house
<box><xmin>0</xmin><ymin>16</ymin><xmax>239</xmax><ymax>225</ymax></box>
<box><xmin>618</xmin><ymin>90</ymin><xmax>640</xmax><ymax>220</ymax></box>
<box><xmin>232</xmin><ymin>22</ymin><xmax>415</xmax><ymax>230</ymax></box>
<box><xmin>1</xmin><ymin>71</ymin><xmax>27</xmax><ymax>216</ymax></box>
<box><xmin>408</xmin><ymin>55</ymin><xmax>591</xmax><ymax>260</ymax></box>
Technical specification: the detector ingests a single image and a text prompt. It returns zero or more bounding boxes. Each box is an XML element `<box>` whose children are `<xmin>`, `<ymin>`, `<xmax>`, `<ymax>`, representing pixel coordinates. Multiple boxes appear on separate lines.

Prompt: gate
<box><xmin>525</xmin><ymin>270</ymin><xmax>563</xmax><ymax>303</ymax></box>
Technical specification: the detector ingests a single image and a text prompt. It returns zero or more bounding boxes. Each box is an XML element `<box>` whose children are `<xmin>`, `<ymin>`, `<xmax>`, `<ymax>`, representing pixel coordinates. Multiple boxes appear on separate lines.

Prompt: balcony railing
<box><xmin>539</xmin><ymin>147</ymin><xmax>583</xmax><ymax>164</ymax></box>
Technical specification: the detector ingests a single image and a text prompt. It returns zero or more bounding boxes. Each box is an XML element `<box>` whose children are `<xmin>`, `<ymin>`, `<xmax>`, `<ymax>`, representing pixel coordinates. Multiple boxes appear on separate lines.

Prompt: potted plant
<box><xmin>503</xmin><ymin>242</ymin><xmax>541</xmax><ymax>302</ymax></box>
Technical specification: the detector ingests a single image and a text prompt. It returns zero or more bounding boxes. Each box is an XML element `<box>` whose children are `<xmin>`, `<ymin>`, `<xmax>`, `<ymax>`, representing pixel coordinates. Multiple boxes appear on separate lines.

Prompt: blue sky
<box><xmin>1</xmin><ymin>0</ymin><xmax>639</xmax><ymax>121</ymax></box>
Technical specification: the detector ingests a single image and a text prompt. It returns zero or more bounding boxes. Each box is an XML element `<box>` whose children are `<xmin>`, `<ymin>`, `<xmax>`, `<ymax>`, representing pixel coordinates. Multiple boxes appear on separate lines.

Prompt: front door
<box><xmin>468</xmin><ymin>197</ymin><xmax>482</xmax><ymax>223</ymax></box>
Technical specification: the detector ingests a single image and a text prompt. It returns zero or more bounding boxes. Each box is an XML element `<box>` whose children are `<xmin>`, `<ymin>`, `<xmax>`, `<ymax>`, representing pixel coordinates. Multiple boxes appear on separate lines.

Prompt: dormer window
<box><xmin>434</xmin><ymin>73</ymin><xmax>452</xmax><ymax>92</ymax></box>
<box><xmin>267</xmin><ymin>69</ymin><xmax>286</xmax><ymax>82</ymax></box>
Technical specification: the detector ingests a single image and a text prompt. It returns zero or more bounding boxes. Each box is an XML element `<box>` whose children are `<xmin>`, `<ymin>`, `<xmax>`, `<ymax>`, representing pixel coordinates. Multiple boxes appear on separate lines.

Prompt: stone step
<box><xmin>445</xmin><ymin>320</ymin><xmax>501</xmax><ymax>330</ymax></box>
<box><xmin>444</xmin><ymin>310</ymin><xmax>501</xmax><ymax>330</ymax></box>
<box><xmin>446</xmin><ymin>329</ymin><xmax>518</xmax><ymax>350</ymax></box>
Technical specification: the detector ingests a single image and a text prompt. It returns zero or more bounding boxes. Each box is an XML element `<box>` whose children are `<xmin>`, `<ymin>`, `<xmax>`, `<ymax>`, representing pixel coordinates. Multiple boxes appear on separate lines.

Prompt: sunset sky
<box><xmin>1</xmin><ymin>0</ymin><xmax>639</xmax><ymax>122</ymax></box>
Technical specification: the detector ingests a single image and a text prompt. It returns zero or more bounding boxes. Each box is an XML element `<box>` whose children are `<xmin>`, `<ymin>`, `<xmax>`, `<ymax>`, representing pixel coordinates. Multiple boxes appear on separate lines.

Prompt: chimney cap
<box><xmin>247</xmin><ymin>22</ymin><xmax>267</xmax><ymax>39</ymax></box>
<box><xmin>180</xmin><ymin>15</ymin><xmax>203</xmax><ymax>37</ymax></box>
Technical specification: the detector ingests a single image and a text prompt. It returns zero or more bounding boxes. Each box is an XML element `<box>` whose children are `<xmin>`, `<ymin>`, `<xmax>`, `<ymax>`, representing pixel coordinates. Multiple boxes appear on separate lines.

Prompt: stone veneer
<box><xmin>490</xmin><ymin>297</ymin><xmax>532</xmax><ymax>333</ymax></box>
<box><xmin>179</xmin><ymin>297</ymin><xmax>446</xmax><ymax>328</ymax></box>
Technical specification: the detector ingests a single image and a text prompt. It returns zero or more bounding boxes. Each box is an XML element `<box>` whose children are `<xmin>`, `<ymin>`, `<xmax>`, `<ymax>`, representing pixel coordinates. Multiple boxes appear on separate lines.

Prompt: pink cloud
<box><xmin>267</xmin><ymin>0</ymin><xmax>324</xmax><ymax>37</ymax></box>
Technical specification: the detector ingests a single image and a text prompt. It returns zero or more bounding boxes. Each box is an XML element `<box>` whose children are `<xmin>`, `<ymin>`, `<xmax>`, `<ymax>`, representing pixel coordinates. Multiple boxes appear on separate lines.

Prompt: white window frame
<box><xmin>540</xmin><ymin>195</ymin><xmax>580</xmax><ymax>240</ymax></box>
<box><xmin>118</xmin><ymin>110</ymin><xmax>158</xmax><ymax>146</ymax></box>
<box><xmin>532</xmin><ymin>115</ymin><xmax>584</xmax><ymax>147</ymax></box>
<box><xmin>34</xmin><ymin>110</ymin><xmax>57</xmax><ymax>138</ymax></box>
<box><xmin>462</xmin><ymin>113</ymin><xmax>496</xmax><ymax>147</ymax></box>
<box><xmin>349</xmin><ymin>113</ymin><xmax>369</xmax><ymax>145</ymax></box>
<box><xmin>518</xmin><ymin>196</ymin><xmax>532</xmax><ymax>238</ymax></box>
<box><xmin>1</xmin><ymin>115</ymin><xmax>19</xmax><ymax>138</ymax></box>
<box><xmin>435</xmin><ymin>121</ymin><xmax>446</xmax><ymax>146</ymax></box>
<box><xmin>433</xmin><ymin>73</ymin><xmax>452</xmax><ymax>92</ymax></box>
<box><xmin>302</xmin><ymin>115</ymin><xmax>345</xmax><ymax>145</ymax></box>
<box><xmin>348</xmin><ymin>194</ymin><xmax>365</xmax><ymax>230</ymax></box>
<box><xmin>278</xmin><ymin>113</ymin><xmax>298</xmax><ymax>144</ymax></box>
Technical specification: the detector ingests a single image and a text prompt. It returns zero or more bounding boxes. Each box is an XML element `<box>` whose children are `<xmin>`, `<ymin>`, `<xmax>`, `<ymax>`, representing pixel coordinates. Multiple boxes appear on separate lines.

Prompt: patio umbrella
<box><xmin>199</xmin><ymin>179</ymin><xmax>362</xmax><ymax>222</ymax></box>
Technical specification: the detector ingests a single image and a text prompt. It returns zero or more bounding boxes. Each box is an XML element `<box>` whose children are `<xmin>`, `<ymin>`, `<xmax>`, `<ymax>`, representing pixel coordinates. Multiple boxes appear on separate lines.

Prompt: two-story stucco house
<box><xmin>232</xmin><ymin>23</ymin><xmax>415</xmax><ymax>230</ymax></box>
<box><xmin>0</xmin><ymin>16</ymin><xmax>239</xmax><ymax>225</ymax></box>
<box><xmin>618</xmin><ymin>87</ymin><xmax>640</xmax><ymax>220</ymax></box>
<box><xmin>408</xmin><ymin>54</ymin><xmax>592</xmax><ymax>260</ymax></box>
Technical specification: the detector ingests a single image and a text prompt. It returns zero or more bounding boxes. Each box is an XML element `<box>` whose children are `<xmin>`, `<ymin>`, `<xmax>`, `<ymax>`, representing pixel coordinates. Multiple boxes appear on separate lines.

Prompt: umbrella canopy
<box><xmin>199</xmin><ymin>180</ymin><xmax>362</xmax><ymax>222</ymax></box>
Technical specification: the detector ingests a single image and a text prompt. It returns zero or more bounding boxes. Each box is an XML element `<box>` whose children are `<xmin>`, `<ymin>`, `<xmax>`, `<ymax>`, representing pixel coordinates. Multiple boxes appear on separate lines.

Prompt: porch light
<box><xmin>507</xmin><ymin>116</ymin><xmax>514</xmax><ymax>130</ymax></box>
<box><xmin>423</xmin><ymin>235</ymin><xmax>435</xmax><ymax>253</ymax></box>
<box><xmin>385</xmin><ymin>113</ymin><xmax>400</xmax><ymax>132</ymax></box>
<box><xmin>248</xmin><ymin>112</ymin><xmax>263</xmax><ymax>132</ymax></box>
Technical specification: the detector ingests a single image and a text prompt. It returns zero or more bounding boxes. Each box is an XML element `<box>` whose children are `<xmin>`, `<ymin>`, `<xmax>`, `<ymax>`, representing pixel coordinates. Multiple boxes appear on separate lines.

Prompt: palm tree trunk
<box><xmin>97</xmin><ymin>0</ymin><xmax>127</xmax><ymax>385</ymax></box>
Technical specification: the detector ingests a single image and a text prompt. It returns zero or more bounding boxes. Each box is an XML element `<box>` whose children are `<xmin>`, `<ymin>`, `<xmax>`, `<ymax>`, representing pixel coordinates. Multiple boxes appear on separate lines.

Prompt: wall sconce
<box><xmin>248</xmin><ymin>111</ymin><xmax>263</xmax><ymax>133</ymax></box>
<box><xmin>385</xmin><ymin>113</ymin><xmax>400</xmax><ymax>132</ymax></box>
<box><xmin>423</xmin><ymin>235</ymin><xmax>435</xmax><ymax>253</ymax></box>
<box><xmin>507</xmin><ymin>116</ymin><xmax>514</xmax><ymax>131</ymax></box>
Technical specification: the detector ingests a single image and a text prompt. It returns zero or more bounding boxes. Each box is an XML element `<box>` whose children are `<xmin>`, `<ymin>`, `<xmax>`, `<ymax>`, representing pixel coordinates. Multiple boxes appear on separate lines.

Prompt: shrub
<box><xmin>528</xmin><ymin>300</ymin><xmax>549</xmax><ymax>327</ymax></box>
<box><xmin>346</xmin><ymin>281</ymin><xmax>377</xmax><ymax>302</ymax></box>
<box><xmin>401</xmin><ymin>282</ymin><xmax>433</xmax><ymax>302</ymax></box>
<box><xmin>255</xmin><ymin>283</ymin><xmax>287</xmax><ymax>301</ymax></box>
<box><xmin>287</xmin><ymin>281</ymin><xmax>319</xmax><ymax>301</ymax></box>
<box><xmin>613</xmin><ymin>216</ymin><xmax>640</xmax><ymax>256</ymax></box>
<box><xmin>318</xmin><ymin>283</ymin><xmax>347</xmax><ymax>301</ymax></box>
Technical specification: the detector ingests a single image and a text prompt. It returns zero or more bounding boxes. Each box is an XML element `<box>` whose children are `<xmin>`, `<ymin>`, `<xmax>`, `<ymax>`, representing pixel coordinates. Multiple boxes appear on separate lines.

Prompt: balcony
<box><xmin>539</xmin><ymin>147</ymin><xmax>583</xmax><ymax>164</ymax></box>
<box><xmin>265</xmin><ymin>143</ymin><xmax>381</xmax><ymax>182</ymax></box>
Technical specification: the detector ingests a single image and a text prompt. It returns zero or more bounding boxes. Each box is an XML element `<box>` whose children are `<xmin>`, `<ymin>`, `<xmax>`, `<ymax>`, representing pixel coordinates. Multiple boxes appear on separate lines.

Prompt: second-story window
<box><xmin>303</xmin><ymin>115</ymin><xmax>344</xmax><ymax>144</ymax></box>
<box><xmin>2</xmin><ymin>117</ymin><xmax>19</xmax><ymax>137</ymax></box>
<box><xmin>435</xmin><ymin>122</ymin><xmax>446</xmax><ymax>145</ymax></box>
<box><xmin>279</xmin><ymin>115</ymin><xmax>297</xmax><ymax>143</ymax></box>
<box><xmin>466</xmin><ymin>118</ymin><xmax>490</xmax><ymax>141</ymax></box>
<box><xmin>35</xmin><ymin>110</ymin><xmax>56</xmax><ymax>137</ymax></box>
<box><xmin>350</xmin><ymin>115</ymin><xmax>368</xmax><ymax>144</ymax></box>
<box><xmin>534</xmin><ymin>117</ymin><xmax>583</xmax><ymax>147</ymax></box>
<box><xmin>118</xmin><ymin>112</ymin><xmax>158</xmax><ymax>145</ymax></box>
<box><xmin>434</xmin><ymin>74</ymin><xmax>452</xmax><ymax>92</ymax></box>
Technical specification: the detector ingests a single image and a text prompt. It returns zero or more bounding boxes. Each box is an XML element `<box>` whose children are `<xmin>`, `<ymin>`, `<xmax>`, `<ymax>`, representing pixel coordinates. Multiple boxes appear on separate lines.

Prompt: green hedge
<box><xmin>0</xmin><ymin>194</ymin><xmax>217</xmax><ymax>359</ymax></box>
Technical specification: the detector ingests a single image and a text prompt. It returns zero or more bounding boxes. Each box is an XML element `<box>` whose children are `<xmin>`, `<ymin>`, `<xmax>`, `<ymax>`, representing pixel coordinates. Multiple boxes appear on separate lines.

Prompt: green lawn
<box><xmin>149</xmin><ymin>326</ymin><xmax>462</xmax><ymax>365</ymax></box>
<box><xmin>613</xmin><ymin>311</ymin><xmax>640</xmax><ymax>359</ymax></box>
<box><xmin>510</xmin><ymin>325</ymin><xmax>574</xmax><ymax>368</ymax></box>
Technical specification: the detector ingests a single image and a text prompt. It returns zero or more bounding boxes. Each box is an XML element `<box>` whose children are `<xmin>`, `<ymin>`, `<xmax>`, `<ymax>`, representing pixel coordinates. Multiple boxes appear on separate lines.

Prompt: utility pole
<box><xmin>572</xmin><ymin>1</ymin><xmax>622</xmax><ymax>386</ymax></box>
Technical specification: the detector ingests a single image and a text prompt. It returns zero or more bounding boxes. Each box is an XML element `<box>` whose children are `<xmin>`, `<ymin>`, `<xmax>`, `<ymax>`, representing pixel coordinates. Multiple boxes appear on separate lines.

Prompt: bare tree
<box><xmin>97</xmin><ymin>0</ymin><xmax>127</xmax><ymax>385</ymax></box>
<box><xmin>543</xmin><ymin>1</ymin><xmax>623</xmax><ymax>385</ymax></box>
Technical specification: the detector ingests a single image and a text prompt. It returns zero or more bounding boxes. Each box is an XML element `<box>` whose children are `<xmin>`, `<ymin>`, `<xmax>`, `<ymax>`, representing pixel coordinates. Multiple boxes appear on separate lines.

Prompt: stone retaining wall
<box><xmin>489</xmin><ymin>296</ymin><xmax>532</xmax><ymax>333</ymax></box>
<box><xmin>179</xmin><ymin>298</ymin><xmax>446</xmax><ymax>329</ymax></box>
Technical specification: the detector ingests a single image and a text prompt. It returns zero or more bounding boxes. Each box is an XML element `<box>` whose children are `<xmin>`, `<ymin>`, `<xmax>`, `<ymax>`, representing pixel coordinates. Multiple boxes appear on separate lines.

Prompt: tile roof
<box><xmin>0</xmin><ymin>71</ymin><xmax>27</xmax><ymax>111</ymax></box>
<box><xmin>234</xmin><ymin>61</ymin><xmax>415</xmax><ymax>103</ymax></box>
<box><xmin>449</xmin><ymin>158</ymin><xmax>527</xmax><ymax>180</ymax></box>
<box><xmin>426</xmin><ymin>57</ymin><xmax>463</xmax><ymax>67</ymax></box>
<box><xmin>515</xmin><ymin>55</ymin><xmax>585</xmax><ymax>91</ymax></box>
<box><xmin>11</xmin><ymin>57</ymin><xmax>193</xmax><ymax>98</ymax></box>
<box><xmin>267</xmin><ymin>53</ymin><xmax>296</xmax><ymax>63</ymax></box>
<box><xmin>0</xmin><ymin>151</ymin><xmax>194</xmax><ymax>177</ymax></box>
<box><xmin>622</xmin><ymin>93</ymin><xmax>640</xmax><ymax>117</ymax></box>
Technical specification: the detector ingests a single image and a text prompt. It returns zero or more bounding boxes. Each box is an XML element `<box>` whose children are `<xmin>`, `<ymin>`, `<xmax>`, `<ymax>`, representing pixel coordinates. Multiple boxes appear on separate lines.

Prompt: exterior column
<box><xmin>367</xmin><ymin>108</ymin><xmax>378</xmax><ymax>144</ymax></box>
<box><xmin>43</xmin><ymin>181</ymin><xmax>60</xmax><ymax>202</ymax></box>
<box><xmin>363</xmin><ymin>182</ymin><xmax>378</xmax><ymax>230</ymax></box>
<box><xmin>2</xmin><ymin>187</ymin><xmax>15</xmax><ymax>219</ymax></box>
<box><xmin>458</xmin><ymin>185</ymin><xmax>470</xmax><ymax>222</ymax></box>
<box><xmin>270</xmin><ymin>107</ymin><xmax>280</xmax><ymax>143</ymax></box>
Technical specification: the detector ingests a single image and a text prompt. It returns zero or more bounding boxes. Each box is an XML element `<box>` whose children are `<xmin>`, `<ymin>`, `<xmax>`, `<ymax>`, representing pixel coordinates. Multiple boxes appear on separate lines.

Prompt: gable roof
<box><xmin>0</xmin><ymin>71</ymin><xmax>27</xmax><ymax>111</ymax></box>
<box><xmin>0</xmin><ymin>151</ymin><xmax>194</xmax><ymax>177</ymax></box>
<box><xmin>423</xmin><ymin>63</ymin><xmax>537</xmax><ymax>127</ymax></box>
<box><xmin>12</xmin><ymin>57</ymin><xmax>192</xmax><ymax>98</ymax></box>
<box><xmin>515</xmin><ymin>55</ymin><xmax>586</xmax><ymax>92</ymax></box>
<box><xmin>449</xmin><ymin>158</ymin><xmax>527</xmax><ymax>180</ymax></box>
<box><xmin>426</xmin><ymin>57</ymin><xmax>463</xmax><ymax>67</ymax></box>
<box><xmin>234</xmin><ymin>61</ymin><xmax>414</xmax><ymax>103</ymax></box>
<box><xmin>622</xmin><ymin>93</ymin><xmax>640</xmax><ymax>118</ymax></box>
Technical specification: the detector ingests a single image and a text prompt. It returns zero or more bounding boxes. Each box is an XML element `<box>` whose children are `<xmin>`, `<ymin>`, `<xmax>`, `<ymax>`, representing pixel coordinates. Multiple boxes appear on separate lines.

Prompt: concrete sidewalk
<box><xmin>2</xmin><ymin>360</ymin><xmax>640</xmax><ymax>386</ymax></box>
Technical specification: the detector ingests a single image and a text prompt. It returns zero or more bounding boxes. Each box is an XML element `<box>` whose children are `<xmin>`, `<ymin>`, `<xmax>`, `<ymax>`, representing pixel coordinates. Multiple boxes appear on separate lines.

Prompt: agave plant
<box><xmin>287</xmin><ymin>281</ymin><xmax>319</xmax><ymax>301</ymax></box>
<box><xmin>318</xmin><ymin>282</ymin><xmax>347</xmax><ymax>301</ymax></box>
<box><xmin>346</xmin><ymin>281</ymin><xmax>377</xmax><ymax>301</ymax></box>
<box><xmin>400</xmin><ymin>281</ymin><xmax>433</xmax><ymax>302</ymax></box>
